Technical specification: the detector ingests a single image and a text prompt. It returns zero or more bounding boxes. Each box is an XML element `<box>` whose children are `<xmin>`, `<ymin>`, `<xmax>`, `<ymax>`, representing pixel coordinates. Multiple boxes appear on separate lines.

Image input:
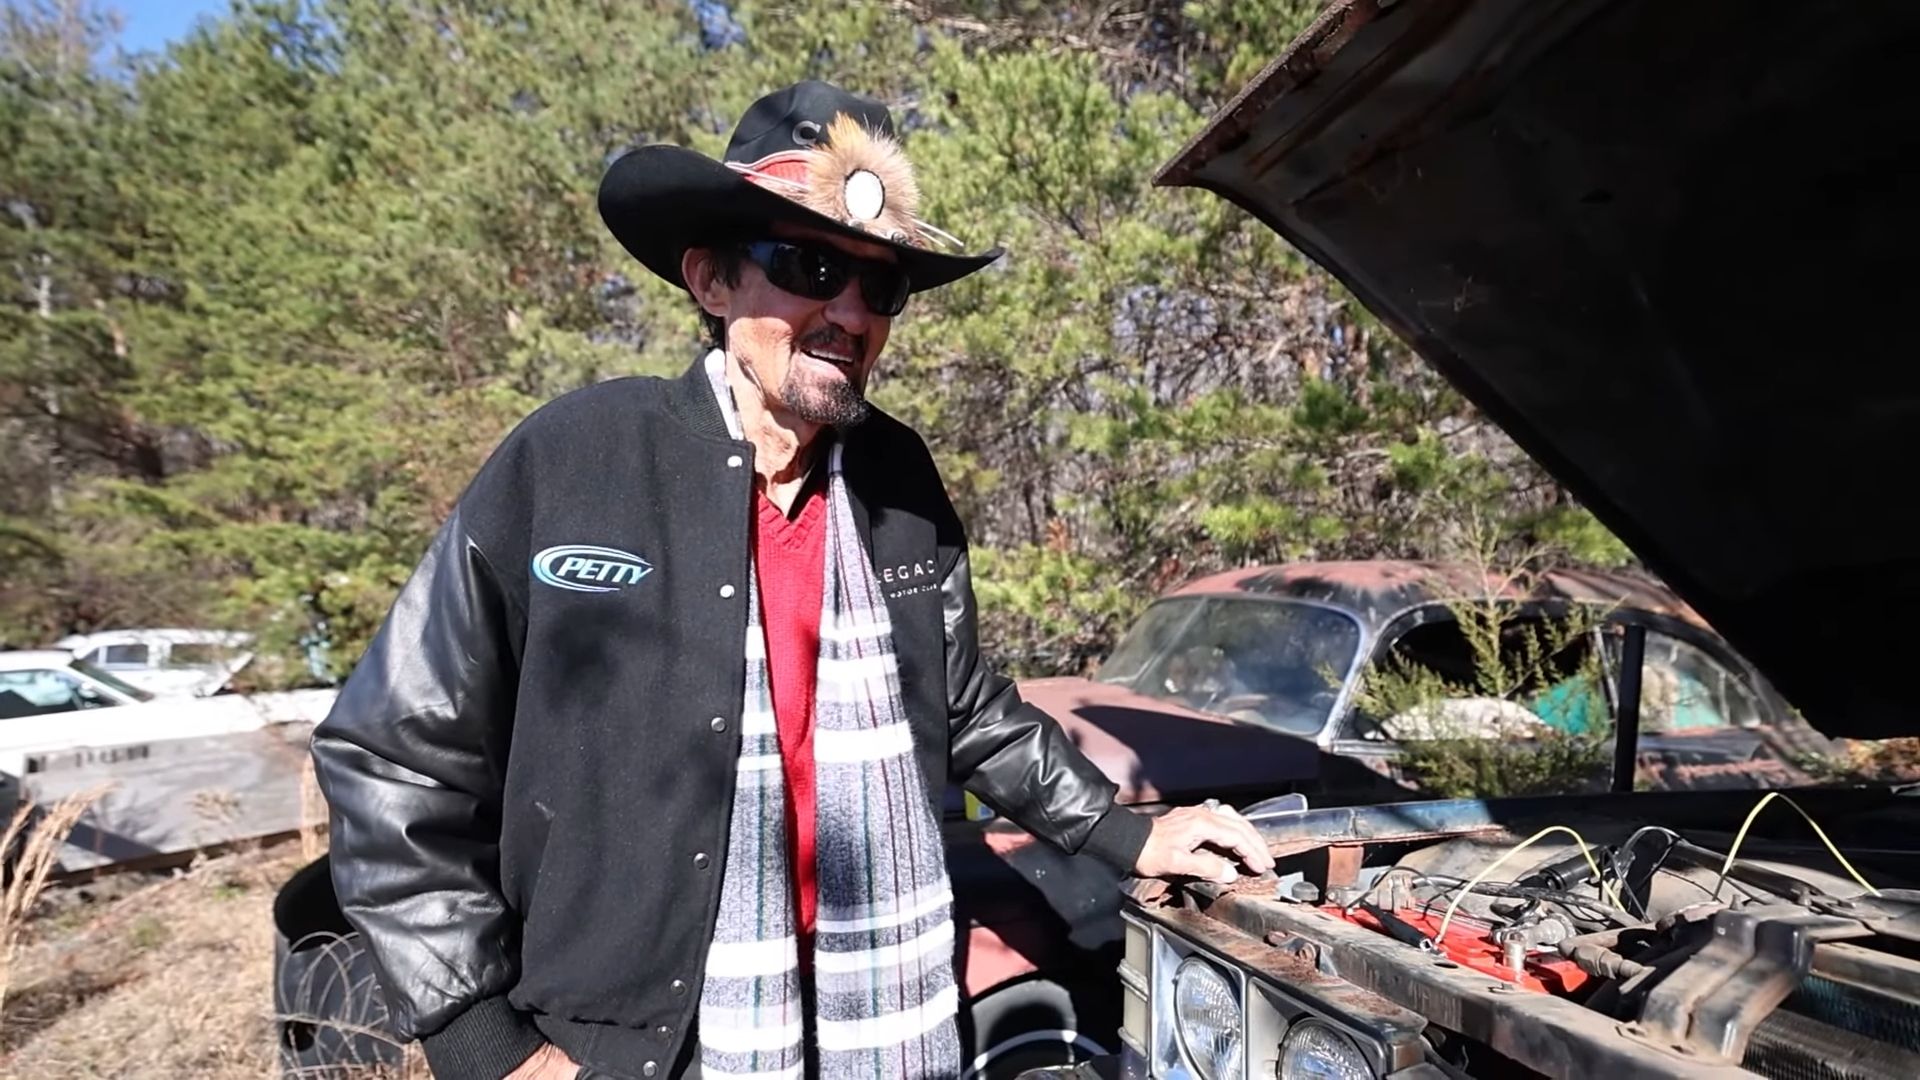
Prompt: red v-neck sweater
<box><xmin>754</xmin><ymin>484</ymin><xmax>827</xmax><ymax>940</ymax></box>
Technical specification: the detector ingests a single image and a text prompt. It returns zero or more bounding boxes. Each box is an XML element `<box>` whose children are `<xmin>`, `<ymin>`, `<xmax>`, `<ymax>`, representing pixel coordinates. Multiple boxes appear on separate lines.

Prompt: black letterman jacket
<box><xmin>310</xmin><ymin>358</ymin><xmax>1152</xmax><ymax>1080</ymax></box>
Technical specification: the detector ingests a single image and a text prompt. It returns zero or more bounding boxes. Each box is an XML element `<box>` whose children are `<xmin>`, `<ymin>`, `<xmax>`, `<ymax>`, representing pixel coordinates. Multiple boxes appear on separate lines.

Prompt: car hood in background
<box><xmin>1157</xmin><ymin>0</ymin><xmax>1919</xmax><ymax>737</ymax></box>
<box><xmin>1018</xmin><ymin>677</ymin><xmax>1323</xmax><ymax>802</ymax></box>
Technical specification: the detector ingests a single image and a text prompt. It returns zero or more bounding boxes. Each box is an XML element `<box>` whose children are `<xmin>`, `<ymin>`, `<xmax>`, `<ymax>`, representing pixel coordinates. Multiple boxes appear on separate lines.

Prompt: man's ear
<box><xmin>682</xmin><ymin>247</ymin><xmax>730</xmax><ymax>318</ymax></box>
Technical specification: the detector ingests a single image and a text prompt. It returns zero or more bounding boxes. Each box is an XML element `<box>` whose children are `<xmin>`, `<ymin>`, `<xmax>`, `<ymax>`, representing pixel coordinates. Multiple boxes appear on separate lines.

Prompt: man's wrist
<box><xmin>419</xmin><ymin>993</ymin><xmax>547</xmax><ymax>1080</ymax></box>
<box><xmin>1082</xmin><ymin>804</ymin><xmax>1153</xmax><ymax>873</ymax></box>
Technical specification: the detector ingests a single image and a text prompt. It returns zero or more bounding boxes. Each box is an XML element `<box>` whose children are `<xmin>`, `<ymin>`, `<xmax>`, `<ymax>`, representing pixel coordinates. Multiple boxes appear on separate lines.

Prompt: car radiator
<box><xmin>1744</xmin><ymin>974</ymin><xmax>1920</xmax><ymax>1080</ymax></box>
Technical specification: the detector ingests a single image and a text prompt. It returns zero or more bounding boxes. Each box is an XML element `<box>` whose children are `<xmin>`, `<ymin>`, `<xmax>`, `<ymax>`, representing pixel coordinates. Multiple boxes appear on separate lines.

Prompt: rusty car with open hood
<box><xmin>1043</xmin><ymin>0</ymin><xmax>1920</xmax><ymax>1077</ymax></box>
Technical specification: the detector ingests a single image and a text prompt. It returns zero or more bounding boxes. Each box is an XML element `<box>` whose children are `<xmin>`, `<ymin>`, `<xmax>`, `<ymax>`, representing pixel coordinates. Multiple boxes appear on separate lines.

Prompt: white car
<box><xmin>52</xmin><ymin>628</ymin><xmax>256</xmax><ymax>697</ymax></box>
<box><xmin>0</xmin><ymin>649</ymin><xmax>335</xmax><ymax>779</ymax></box>
<box><xmin>0</xmin><ymin>650</ymin><xmax>155</xmax><ymax>715</ymax></box>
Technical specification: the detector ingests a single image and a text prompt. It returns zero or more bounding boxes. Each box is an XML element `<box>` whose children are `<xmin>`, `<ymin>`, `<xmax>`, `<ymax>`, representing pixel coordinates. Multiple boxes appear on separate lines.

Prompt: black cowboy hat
<box><xmin>599</xmin><ymin>81</ymin><xmax>1002</xmax><ymax>294</ymax></box>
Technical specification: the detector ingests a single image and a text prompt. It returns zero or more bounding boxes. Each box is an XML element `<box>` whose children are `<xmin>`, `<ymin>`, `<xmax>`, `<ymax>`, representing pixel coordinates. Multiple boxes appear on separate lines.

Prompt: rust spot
<box><xmin>1156</xmin><ymin>906</ymin><xmax>1423</xmax><ymax>1027</ymax></box>
<box><xmin>1154</xmin><ymin>0</ymin><xmax>1394</xmax><ymax>189</ymax></box>
<box><xmin>1326</xmin><ymin>844</ymin><xmax>1365</xmax><ymax>890</ymax></box>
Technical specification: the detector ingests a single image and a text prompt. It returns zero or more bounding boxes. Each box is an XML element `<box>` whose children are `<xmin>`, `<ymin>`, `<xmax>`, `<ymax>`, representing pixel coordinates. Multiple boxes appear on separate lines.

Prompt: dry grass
<box><xmin>0</xmin><ymin>840</ymin><xmax>425</xmax><ymax>1079</ymax></box>
<box><xmin>2</xmin><ymin>787</ymin><xmax>112</xmax><ymax>1022</ymax></box>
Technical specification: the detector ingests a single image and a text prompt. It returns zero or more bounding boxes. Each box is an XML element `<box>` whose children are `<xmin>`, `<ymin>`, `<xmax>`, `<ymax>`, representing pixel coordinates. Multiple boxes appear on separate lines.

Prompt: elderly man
<box><xmin>312</xmin><ymin>80</ymin><xmax>1271</xmax><ymax>1080</ymax></box>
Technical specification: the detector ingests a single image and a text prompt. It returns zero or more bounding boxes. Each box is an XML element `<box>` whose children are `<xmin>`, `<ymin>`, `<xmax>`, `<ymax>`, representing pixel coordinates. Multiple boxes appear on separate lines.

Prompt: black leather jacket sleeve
<box><xmin>942</xmin><ymin>550</ymin><xmax>1152</xmax><ymax>871</ymax></box>
<box><xmin>309</xmin><ymin>508</ymin><xmax>545</xmax><ymax>1080</ymax></box>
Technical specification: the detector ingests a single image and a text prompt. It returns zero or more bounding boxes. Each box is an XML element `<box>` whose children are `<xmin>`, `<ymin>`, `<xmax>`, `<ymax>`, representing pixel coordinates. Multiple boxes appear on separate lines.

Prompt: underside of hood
<box><xmin>1157</xmin><ymin>0</ymin><xmax>1920</xmax><ymax>738</ymax></box>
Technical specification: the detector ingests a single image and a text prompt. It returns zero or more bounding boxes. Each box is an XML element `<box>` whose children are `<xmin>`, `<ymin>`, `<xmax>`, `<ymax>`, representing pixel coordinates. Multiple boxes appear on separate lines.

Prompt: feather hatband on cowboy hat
<box><xmin>598</xmin><ymin>80</ymin><xmax>1001</xmax><ymax>293</ymax></box>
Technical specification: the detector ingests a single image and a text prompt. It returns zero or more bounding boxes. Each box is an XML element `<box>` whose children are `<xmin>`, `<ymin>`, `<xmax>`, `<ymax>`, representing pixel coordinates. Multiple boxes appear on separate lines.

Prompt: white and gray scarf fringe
<box><xmin>697</xmin><ymin>351</ymin><xmax>961</xmax><ymax>1080</ymax></box>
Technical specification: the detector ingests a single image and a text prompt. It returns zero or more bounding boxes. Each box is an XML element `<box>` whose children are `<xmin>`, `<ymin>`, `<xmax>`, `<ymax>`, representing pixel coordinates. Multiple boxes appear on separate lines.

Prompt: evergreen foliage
<box><xmin>0</xmin><ymin>0</ymin><xmax>1629</xmax><ymax>681</ymax></box>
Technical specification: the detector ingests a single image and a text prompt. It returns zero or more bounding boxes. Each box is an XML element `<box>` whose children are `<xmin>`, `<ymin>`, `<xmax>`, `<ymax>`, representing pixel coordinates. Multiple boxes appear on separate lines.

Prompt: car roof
<box><xmin>0</xmin><ymin>650</ymin><xmax>83</xmax><ymax>671</ymax></box>
<box><xmin>53</xmin><ymin>628</ymin><xmax>251</xmax><ymax>648</ymax></box>
<box><xmin>1161</xmin><ymin>560</ymin><xmax>1704</xmax><ymax>635</ymax></box>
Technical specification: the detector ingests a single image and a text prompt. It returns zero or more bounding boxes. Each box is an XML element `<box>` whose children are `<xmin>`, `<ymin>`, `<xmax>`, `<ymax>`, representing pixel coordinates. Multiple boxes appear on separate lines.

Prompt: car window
<box><xmin>1595</xmin><ymin>626</ymin><xmax>1822</xmax><ymax>791</ymax></box>
<box><xmin>68</xmin><ymin>660</ymin><xmax>156</xmax><ymax>702</ymax></box>
<box><xmin>1345</xmin><ymin>612</ymin><xmax>1606</xmax><ymax>741</ymax></box>
<box><xmin>0</xmin><ymin>669</ymin><xmax>112</xmax><ymax>718</ymax></box>
<box><xmin>1602</xmin><ymin>628</ymin><xmax>1764</xmax><ymax>732</ymax></box>
<box><xmin>100</xmin><ymin>643</ymin><xmax>151</xmax><ymax>667</ymax></box>
<box><xmin>1096</xmin><ymin>598</ymin><xmax>1205</xmax><ymax>685</ymax></box>
<box><xmin>1112</xmin><ymin>598</ymin><xmax>1362</xmax><ymax>736</ymax></box>
<box><xmin>168</xmin><ymin>643</ymin><xmax>225</xmax><ymax>667</ymax></box>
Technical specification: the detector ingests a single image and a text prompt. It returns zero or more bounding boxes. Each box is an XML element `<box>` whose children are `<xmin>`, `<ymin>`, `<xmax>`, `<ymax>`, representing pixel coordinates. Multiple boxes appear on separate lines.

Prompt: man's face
<box><xmin>695</xmin><ymin>221</ymin><xmax>897</xmax><ymax>428</ymax></box>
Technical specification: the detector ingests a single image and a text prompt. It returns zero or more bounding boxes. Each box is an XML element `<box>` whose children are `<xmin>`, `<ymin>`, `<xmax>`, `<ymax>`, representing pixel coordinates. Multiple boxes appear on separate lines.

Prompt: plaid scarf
<box><xmin>698</xmin><ymin>352</ymin><xmax>961</xmax><ymax>1080</ymax></box>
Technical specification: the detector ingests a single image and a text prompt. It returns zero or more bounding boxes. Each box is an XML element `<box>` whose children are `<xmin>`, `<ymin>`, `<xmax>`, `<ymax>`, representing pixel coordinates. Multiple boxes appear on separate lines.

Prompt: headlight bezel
<box><xmin>1139</xmin><ymin>910</ymin><xmax>1399</xmax><ymax>1080</ymax></box>
<box><xmin>1172</xmin><ymin>956</ymin><xmax>1244</xmax><ymax>1080</ymax></box>
<box><xmin>1279</xmin><ymin>1018</ymin><xmax>1375</xmax><ymax>1079</ymax></box>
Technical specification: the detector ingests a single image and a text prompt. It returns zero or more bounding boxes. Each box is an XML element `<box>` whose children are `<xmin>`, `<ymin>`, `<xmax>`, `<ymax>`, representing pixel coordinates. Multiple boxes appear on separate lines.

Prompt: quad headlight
<box><xmin>1132</xmin><ymin>913</ymin><xmax>1396</xmax><ymax>1080</ymax></box>
<box><xmin>1279</xmin><ymin>1020</ymin><xmax>1373</xmax><ymax>1079</ymax></box>
<box><xmin>1172</xmin><ymin>957</ymin><xmax>1244</xmax><ymax>1080</ymax></box>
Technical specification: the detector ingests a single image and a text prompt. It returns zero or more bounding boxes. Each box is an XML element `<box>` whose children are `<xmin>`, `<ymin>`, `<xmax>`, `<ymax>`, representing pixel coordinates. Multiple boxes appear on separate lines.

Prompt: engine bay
<box><xmin>1135</xmin><ymin>790</ymin><xmax>1920</xmax><ymax>1077</ymax></box>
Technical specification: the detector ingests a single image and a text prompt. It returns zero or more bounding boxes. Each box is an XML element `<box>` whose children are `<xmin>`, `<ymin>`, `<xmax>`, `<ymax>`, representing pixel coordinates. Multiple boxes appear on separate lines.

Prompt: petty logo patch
<box><xmin>532</xmin><ymin>544</ymin><xmax>653</xmax><ymax>594</ymax></box>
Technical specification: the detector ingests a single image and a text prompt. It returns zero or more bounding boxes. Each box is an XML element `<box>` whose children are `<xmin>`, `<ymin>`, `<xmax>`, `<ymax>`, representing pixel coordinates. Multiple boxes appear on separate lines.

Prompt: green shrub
<box><xmin>1350</xmin><ymin>558</ymin><xmax>1620</xmax><ymax>798</ymax></box>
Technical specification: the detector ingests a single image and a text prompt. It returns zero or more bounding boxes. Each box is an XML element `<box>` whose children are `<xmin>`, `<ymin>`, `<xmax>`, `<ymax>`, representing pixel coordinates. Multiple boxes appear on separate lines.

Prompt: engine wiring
<box><xmin>1613</xmin><ymin>824</ymin><xmax>1772</xmax><ymax>916</ymax></box>
<box><xmin>1613</xmin><ymin>825</ymin><xmax>1681</xmax><ymax>919</ymax></box>
<box><xmin>1424</xmin><ymin>794</ymin><xmax>1877</xmax><ymax>948</ymax></box>
<box><xmin>1344</xmin><ymin>794</ymin><xmax>1879</xmax><ymax>959</ymax></box>
<box><xmin>1340</xmin><ymin>866</ymin><xmax>1443</xmax><ymax>913</ymax></box>
<box><xmin>1432</xmin><ymin>826</ymin><xmax>1621</xmax><ymax>943</ymax></box>
<box><xmin>1418</xmin><ymin>878</ymin><xmax>1630</xmax><ymax>929</ymax></box>
<box><xmin>1339</xmin><ymin>867</ymin><xmax>1625</xmax><ymax>936</ymax></box>
<box><xmin>1713</xmin><ymin>790</ymin><xmax>1880</xmax><ymax>900</ymax></box>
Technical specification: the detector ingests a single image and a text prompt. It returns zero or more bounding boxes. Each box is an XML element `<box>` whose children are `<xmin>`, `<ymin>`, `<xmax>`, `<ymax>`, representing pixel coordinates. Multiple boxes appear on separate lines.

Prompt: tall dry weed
<box><xmin>299</xmin><ymin>756</ymin><xmax>329</xmax><ymax>863</ymax></box>
<box><xmin>0</xmin><ymin>785</ymin><xmax>111</xmax><ymax>1025</ymax></box>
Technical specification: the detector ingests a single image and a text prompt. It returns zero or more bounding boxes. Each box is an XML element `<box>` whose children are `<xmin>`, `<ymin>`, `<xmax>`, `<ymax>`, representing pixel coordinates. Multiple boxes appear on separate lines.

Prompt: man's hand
<box><xmin>1134</xmin><ymin>802</ymin><xmax>1275</xmax><ymax>883</ymax></box>
<box><xmin>506</xmin><ymin>1043</ymin><xmax>580</xmax><ymax>1080</ymax></box>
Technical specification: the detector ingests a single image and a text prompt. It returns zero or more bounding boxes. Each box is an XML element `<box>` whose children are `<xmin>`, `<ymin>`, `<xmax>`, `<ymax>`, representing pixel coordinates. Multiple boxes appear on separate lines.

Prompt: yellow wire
<box><xmin>1433</xmin><ymin>825</ymin><xmax>1622</xmax><ymax>943</ymax></box>
<box><xmin>1714</xmin><ymin>791</ymin><xmax>1879</xmax><ymax>899</ymax></box>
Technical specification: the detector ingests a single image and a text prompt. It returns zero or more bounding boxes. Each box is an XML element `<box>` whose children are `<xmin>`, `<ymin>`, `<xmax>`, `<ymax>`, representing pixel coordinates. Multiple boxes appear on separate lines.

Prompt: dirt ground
<box><xmin>0</xmin><ymin>841</ymin><xmax>420</xmax><ymax>1079</ymax></box>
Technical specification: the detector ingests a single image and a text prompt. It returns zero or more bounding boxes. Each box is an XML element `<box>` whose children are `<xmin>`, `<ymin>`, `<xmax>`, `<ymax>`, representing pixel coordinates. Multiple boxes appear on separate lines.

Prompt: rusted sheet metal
<box><xmin>1015</xmin><ymin>676</ymin><xmax>1322</xmax><ymax>804</ymax></box>
<box><xmin>1812</xmin><ymin>941</ymin><xmax>1920</xmax><ymax>1004</ymax></box>
<box><xmin>1808</xmin><ymin>892</ymin><xmax>1920</xmax><ymax>947</ymax></box>
<box><xmin>1325</xmin><ymin>844</ymin><xmax>1365</xmax><ymax>890</ymax></box>
<box><xmin>1189</xmin><ymin>892</ymin><xmax>1753</xmax><ymax>1077</ymax></box>
<box><xmin>1635</xmin><ymin>906</ymin><xmax>1869</xmax><ymax>1059</ymax></box>
<box><xmin>1154</xmin><ymin>0</ymin><xmax>1408</xmax><ymax>190</ymax></box>
<box><xmin>1641</xmin><ymin>756</ymin><xmax>1806</xmax><ymax>791</ymax></box>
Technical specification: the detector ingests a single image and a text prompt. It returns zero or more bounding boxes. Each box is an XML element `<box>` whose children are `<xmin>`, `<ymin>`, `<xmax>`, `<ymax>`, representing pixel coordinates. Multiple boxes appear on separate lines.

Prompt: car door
<box><xmin>1598</xmin><ymin>620</ymin><xmax>1814</xmax><ymax>790</ymax></box>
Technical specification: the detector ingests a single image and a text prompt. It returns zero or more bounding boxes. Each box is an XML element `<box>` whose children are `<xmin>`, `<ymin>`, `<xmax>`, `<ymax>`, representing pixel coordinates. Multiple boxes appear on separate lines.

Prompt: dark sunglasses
<box><xmin>739</xmin><ymin>240</ymin><xmax>911</xmax><ymax>317</ymax></box>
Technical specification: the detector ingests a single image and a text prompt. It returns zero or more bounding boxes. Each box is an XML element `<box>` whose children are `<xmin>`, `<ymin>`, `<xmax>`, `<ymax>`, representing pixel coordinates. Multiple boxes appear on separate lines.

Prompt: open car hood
<box><xmin>1158</xmin><ymin>0</ymin><xmax>1919</xmax><ymax>738</ymax></box>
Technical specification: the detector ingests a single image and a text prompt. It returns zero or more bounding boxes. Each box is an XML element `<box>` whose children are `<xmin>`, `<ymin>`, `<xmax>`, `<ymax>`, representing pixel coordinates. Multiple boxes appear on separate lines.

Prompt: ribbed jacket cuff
<box><xmin>1081</xmin><ymin>804</ymin><xmax>1153</xmax><ymax>873</ymax></box>
<box><xmin>420</xmin><ymin>994</ymin><xmax>546</xmax><ymax>1080</ymax></box>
